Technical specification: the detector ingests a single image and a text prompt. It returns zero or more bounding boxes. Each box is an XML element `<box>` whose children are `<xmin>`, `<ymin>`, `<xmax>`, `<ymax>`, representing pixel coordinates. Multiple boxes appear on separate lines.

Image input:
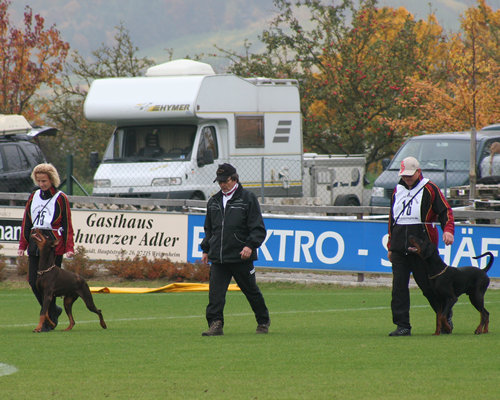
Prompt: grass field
<box><xmin>1</xmin><ymin>281</ymin><xmax>500</xmax><ymax>399</ymax></box>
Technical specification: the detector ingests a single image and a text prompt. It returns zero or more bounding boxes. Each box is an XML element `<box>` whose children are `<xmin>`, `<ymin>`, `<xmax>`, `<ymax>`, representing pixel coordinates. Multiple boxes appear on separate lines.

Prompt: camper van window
<box><xmin>235</xmin><ymin>116</ymin><xmax>264</xmax><ymax>148</ymax></box>
<box><xmin>197</xmin><ymin>127</ymin><xmax>218</xmax><ymax>161</ymax></box>
<box><xmin>103</xmin><ymin>125</ymin><xmax>197</xmax><ymax>162</ymax></box>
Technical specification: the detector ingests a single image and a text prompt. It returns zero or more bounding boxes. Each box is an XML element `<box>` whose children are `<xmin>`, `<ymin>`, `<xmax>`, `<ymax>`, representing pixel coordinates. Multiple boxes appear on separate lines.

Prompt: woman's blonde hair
<box><xmin>31</xmin><ymin>163</ymin><xmax>61</xmax><ymax>188</ymax></box>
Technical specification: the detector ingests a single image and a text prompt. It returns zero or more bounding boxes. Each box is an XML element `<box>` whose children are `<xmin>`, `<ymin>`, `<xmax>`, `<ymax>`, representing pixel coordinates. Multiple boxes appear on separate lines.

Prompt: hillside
<box><xmin>7</xmin><ymin>0</ymin><xmax>487</xmax><ymax>69</ymax></box>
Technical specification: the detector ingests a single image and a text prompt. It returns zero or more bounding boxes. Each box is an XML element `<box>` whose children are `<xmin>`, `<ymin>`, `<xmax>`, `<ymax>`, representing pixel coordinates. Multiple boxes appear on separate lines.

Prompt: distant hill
<box><xmin>8</xmin><ymin>0</ymin><xmax>493</xmax><ymax>71</ymax></box>
<box><xmin>8</xmin><ymin>0</ymin><xmax>273</xmax><ymax>67</ymax></box>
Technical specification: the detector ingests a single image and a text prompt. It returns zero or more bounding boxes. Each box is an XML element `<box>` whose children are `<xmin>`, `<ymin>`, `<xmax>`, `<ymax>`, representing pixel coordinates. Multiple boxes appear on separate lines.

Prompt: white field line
<box><xmin>1</xmin><ymin>300</ymin><xmax>498</xmax><ymax>329</ymax></box>
<box><xmin>0</xmin><ymin>363</ymin><xmax>18</xmax><ymax>377</ymax></box>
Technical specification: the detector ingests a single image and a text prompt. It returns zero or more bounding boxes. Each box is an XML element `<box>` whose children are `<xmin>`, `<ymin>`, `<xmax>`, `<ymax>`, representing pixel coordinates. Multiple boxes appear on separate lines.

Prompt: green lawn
<box><xmin>1</xmin><ymin>282</ymin><xmax>499</xmax><ymax>399</ymax></box>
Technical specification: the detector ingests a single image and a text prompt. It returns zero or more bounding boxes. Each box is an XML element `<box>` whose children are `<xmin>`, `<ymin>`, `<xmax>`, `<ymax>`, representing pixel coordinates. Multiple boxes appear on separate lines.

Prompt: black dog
<box><xmin>408</xmin><ymin>235</ymin><xmax>493</xmax><ymax>335</ymax></box>
<box><xmin>31</xmin><ymin>229</ymin><xmax>107</xmax><ymax>332</ymax></box>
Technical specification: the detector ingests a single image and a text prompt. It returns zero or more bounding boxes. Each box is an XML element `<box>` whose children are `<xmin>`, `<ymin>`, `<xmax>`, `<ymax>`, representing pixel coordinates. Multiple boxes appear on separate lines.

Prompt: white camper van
<box><xmin>84</xmin><ymin>59</ymin><xmax>303</xmax><ymax>200</ymax></box>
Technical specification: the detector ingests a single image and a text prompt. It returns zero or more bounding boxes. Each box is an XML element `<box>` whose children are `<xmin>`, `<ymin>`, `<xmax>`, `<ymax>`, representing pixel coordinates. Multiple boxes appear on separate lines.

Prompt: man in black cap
<box><xmin>200</xmin><ymin>163</ymin><xmax>270</xmax><ymax>336</ymax></box>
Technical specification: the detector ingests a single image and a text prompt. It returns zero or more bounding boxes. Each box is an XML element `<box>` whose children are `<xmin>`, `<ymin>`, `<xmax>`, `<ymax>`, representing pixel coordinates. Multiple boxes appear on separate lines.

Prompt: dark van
<box><xmin>370</xmin><ymin>126</ymin><xmax>500</xmax><ymax>207</ymax></box>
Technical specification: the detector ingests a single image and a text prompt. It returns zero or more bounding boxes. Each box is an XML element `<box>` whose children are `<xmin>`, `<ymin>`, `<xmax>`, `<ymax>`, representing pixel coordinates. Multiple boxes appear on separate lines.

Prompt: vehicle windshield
<box><xmin>389</xmin><ymin>139</ymin><xmax>470</xmax><ymax>171</ymax></box>
<box><xmin>102</xmin><ymin>125</ymin><xmax>197</xmax><ymax>162</ymax></box>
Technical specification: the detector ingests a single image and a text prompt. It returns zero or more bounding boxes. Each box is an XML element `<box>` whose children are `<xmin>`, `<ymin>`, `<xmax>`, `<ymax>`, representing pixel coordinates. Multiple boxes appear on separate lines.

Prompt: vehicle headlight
<box><xmin>152</xmin><ymin>177</ymin><xmax>182</xmax><ymax>186</ymax></box>
<box><xmin>371</xmin><ymin>186</ymin><xmax>385</xmax><ymax>197</ymax></box>
<box><xmin>94</xmin><ymin>179</ymin><xmax>111</xmax><ymax>188</ymax></box>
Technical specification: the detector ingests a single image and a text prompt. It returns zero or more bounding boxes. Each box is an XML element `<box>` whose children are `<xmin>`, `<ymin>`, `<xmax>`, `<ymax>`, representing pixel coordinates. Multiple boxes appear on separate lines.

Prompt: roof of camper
<box><xmin>84</xmin><ymin>60</ymin><xmax>300</xmax><ymax>125</ymax></box>
<box><xmin>145</xmin><ymin>59</ymin><xmax>216</xmax><ymax>76</ymax></box>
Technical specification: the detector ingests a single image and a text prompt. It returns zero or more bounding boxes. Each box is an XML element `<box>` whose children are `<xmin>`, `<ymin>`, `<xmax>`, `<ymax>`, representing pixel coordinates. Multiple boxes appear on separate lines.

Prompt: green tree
<box><xmin>218</xmin><ymin>0</ymin><xmax>448</xmax><ymax>166</ymax></box>
<box><xmin>46</xmin><ymin>23</ymin><xmax>155</xmax><ymax>184</ymax></box>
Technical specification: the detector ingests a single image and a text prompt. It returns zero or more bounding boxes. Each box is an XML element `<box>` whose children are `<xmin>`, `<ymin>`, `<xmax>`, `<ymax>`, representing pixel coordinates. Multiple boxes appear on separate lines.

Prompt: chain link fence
<box><xmin>370</xmin><ymin>159</ymin><xmax>476</xmax><ymax>207</ymax></box>
<box><xmin>89</xmin><ymin>154</ymin><xmax>366</xmax><ymax>206</ymax></box>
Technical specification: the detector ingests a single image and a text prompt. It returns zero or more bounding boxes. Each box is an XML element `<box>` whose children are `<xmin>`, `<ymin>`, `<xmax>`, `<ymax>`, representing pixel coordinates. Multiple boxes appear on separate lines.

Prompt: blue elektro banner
<box><xmin>188</xmin><ymin>214</ymin><xmax>500</xmax><ymax>278</ymax></box>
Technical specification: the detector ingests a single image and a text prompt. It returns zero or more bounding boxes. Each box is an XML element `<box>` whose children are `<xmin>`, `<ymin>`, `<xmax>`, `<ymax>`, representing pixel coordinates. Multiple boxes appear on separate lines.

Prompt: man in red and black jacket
<box><xmin>387</xmin><ymin>156</ymin><xmax>454</xmax><ymax>336</ymax></box>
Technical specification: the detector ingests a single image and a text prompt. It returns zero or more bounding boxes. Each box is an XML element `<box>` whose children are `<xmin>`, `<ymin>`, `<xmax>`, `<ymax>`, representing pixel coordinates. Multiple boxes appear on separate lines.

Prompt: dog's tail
<box><xmin>473</xmin><ymin>252</ymin><xmax>494</xmax><ymax>274</ymax></box>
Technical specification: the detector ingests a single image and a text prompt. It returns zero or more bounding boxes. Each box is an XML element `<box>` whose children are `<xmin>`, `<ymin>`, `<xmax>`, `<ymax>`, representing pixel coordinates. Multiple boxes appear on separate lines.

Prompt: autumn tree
<box><xmin>218</xmin><ymin>0</ymin><xmax>448</xmax><ymax>165</ymax></box>
<box><xmin>391</xmin><ymin>0</ymin><xmax>500</xmax><ymax>133</ymax></box>
<box><xmin>46</xmin><ymin>23</ymin><xmax>155</xmax><ymax>183</ymax></box>
<box><xmin>0</xmin><ymin>0</ymin><xmax>68</xmax><ymax>120</ymax></box>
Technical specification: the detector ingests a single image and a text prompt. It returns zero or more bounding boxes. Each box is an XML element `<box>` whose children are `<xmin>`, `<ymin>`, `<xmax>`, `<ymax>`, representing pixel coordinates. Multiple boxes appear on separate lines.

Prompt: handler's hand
<box><xmin>65</xmin><ymin>251</ymin><xmax>74</xmax><ymax>258</ymax></box>
<box><xmin>201</xmin><ymin>253</ymin><xmax>209</xmax><ymax>265</ymax></box>
<box><xmin>387</xmin><ymin>251</ymin><xmax>392</xmax><ymax>263</ymax></box>
<box><xmin>443</xmin><ymin>232</ymin><xmax>454</xmax><ymax>246</ymax></box>
<box><xmin>240</xmin><ymin>246</ymin><xmax>252</xmax><ymax>260</ymax></box>
<box><xmin>17</xmin><ymin>249</ymin><xmax>24</xmax><ymax>257</ymax></box>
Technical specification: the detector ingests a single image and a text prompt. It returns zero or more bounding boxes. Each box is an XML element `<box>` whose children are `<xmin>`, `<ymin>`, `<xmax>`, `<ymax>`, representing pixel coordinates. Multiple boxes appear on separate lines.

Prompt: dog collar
<box><xmin>37</xmin><ymin>265</ymin><xmax>57</xmax><ymax>276</ymax></box>
<box><xmin>429</xmin><ymin>265</ymin><xmax>448</xmax><ymax>280</ymax></box>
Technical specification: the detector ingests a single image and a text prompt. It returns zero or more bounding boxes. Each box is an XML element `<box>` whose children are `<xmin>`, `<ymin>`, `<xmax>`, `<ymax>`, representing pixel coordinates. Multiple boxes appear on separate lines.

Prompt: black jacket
<box><xmin>201</xmin><ymin>184</ymin><xmax>266</xmax><ymax>264</ymax></box>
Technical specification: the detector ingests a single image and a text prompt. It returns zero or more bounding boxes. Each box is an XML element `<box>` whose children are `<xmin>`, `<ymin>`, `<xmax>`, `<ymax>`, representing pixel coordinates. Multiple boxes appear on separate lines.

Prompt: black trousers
<box><xmin>28</xmin><ymin>254</ymin><xmax>63</xmax><ymax>319</ymax></box>
<box><xmin>390</xmin><ymin>252</ymin><xmax>440</xmax><ymax>330</ymax></box>
<box><xmin>206</xmin><ymin>261</ymin><xmax>270</xmax><ymax>327</ymax></box>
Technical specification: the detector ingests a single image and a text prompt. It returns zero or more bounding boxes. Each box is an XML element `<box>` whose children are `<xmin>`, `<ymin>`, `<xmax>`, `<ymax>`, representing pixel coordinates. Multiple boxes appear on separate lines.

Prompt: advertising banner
<box><xmin>0</xmin><ymin>208</ymin><xmax>188</xmax><ymax>262</ymax></box>
<box><xmin>72</xmin><ymin>210</ymin><xmax>187</xmax><ymax>261</ymax></box>
<box><xmin>0</xmin><ymin>207</ymin><xmax>24</xmax><ymax>255</ymax></box>
<box><xmin>188</xmin><ymin>214</ymin><xmax>500</xmax><ymax>278</ymax></box>
<box><xmin>2</xmin><ymin>207</ymin><xmax>500</xmax><ymax>278</ymax></box>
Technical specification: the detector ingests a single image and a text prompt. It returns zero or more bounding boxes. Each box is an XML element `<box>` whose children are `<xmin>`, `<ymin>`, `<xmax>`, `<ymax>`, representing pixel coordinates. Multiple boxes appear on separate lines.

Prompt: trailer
<box><xmin>303</xmin><ymin>153</ymin><xmax>366</xmax><ymax>206</ymax></box>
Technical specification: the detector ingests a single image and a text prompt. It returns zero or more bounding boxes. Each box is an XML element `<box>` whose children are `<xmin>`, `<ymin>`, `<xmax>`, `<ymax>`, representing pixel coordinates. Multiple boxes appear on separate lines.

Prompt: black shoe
<box><xmin>389</xmin><ymin>327</ymin><xmax>411</xmax><ymax>336</ymax></box>
<box><xmin>202</xmin><ymin>320</ymin><xmax>223</xmax><ymax>336</ymax></box>
<box><xmin>256</xmin><ymin>322</ymin><xmax>270</xmax><ymax>334</ymax></box>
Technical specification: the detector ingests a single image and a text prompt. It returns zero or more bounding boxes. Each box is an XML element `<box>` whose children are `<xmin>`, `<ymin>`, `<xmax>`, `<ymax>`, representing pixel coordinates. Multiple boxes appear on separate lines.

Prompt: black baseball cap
<box><xmin>214</xmin><ymin>163</ymin><xmax>237</xmax><ymax>182</ymax></box>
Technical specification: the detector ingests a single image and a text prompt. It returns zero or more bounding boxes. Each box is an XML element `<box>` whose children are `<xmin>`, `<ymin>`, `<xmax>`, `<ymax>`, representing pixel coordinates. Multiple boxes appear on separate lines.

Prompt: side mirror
<box><xmin>381</xmin><ymin>158</ymin><xmax>391</xmax><ymax>170</ymax></box>
<box><xmin>198</xmin><ymin>149</ymin><xmax>214</xmax><ymax>167</ymax></box>
<box><xmin>90</xmin><ymin>151</ymin><xmax>100</xmax><ymax>169</ymax></box>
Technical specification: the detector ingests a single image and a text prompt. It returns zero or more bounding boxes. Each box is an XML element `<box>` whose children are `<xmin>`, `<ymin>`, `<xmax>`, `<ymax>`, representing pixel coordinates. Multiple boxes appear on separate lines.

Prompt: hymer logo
<box><xmin>272</xmin><ymin>120</ymin><xmax>292</xmax><ymax>143</ymax></box>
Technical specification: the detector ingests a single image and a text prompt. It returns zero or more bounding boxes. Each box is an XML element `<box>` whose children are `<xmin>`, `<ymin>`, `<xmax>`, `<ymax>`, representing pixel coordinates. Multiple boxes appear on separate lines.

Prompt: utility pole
<box><xmin>469</xmin><ymin>27</ymin><xmax>477</xmax><ymax>205</ymax></box>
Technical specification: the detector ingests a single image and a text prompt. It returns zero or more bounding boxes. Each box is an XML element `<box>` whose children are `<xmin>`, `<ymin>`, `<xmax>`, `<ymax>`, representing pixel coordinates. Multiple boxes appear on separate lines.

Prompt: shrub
<box><xmin>105</xmin><ymin>251</ymin><xmax>209</xmax><ymax>282</ymax></box>
<box><xmin>16</xmin><ymin>254</ymin><xmax>29</xmax><ymax>276</ymax></box>
<box><xmin>62</xmin><ymin>246</ymin><xmax>98</xmax><ymax>279</ymax></box>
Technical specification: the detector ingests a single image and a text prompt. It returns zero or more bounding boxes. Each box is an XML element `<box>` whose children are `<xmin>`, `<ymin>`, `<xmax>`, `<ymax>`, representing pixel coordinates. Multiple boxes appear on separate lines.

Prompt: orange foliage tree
<box><xmin>0</xmin><ymin>0</ymin><xmax>69</xmax><ymax>120</ymax></box>
<box><xmin>219</xmin><ymin>0</ymin><xmax>499</xmax><ymax>166</ymax></box>
<box><xmin>220</xmin><ymin>0</ymin><xmax>449</xmax><ymax>165</ymax></box>
<box><xmin>390</xmin><ymin>0</ymin><xmax>500</xmax><ymax>133</ymax></box>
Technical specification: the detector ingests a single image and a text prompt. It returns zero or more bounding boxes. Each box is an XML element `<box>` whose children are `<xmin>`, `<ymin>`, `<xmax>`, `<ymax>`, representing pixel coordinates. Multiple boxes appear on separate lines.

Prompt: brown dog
<box><xmin>408</xmin><ymin>235</ymin><xmax>493</xmax><ymax>335</ymax></box>
<box><xmin>31</xmin><ymin>229</ymin><xmax>107</xmax><ymax>332</ymax></box>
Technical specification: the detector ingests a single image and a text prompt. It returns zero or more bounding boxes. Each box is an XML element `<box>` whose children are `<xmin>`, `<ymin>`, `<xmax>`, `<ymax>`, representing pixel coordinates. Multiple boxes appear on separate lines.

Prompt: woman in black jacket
<box><xmin>200</xmin><ymin>163</ymin><xmax>270</xmax><ymax>336</ymax></box>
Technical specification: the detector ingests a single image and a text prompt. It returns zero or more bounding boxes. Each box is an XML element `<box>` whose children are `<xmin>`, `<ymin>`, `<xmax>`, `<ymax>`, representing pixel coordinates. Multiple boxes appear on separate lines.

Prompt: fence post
<box><xmin>66</xmin><ymin>154</ymin><xmax>73</xmax><ymax>195</ymax></box>
<box><xmin>261</xmin><ymin>157</ymin><xmax>265</xmax><ymax>203</ymax></box>
<box><xmin>444</xmin><ymin>158</ymin><xmax>448</xmax><ymax>198</ymax></box>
